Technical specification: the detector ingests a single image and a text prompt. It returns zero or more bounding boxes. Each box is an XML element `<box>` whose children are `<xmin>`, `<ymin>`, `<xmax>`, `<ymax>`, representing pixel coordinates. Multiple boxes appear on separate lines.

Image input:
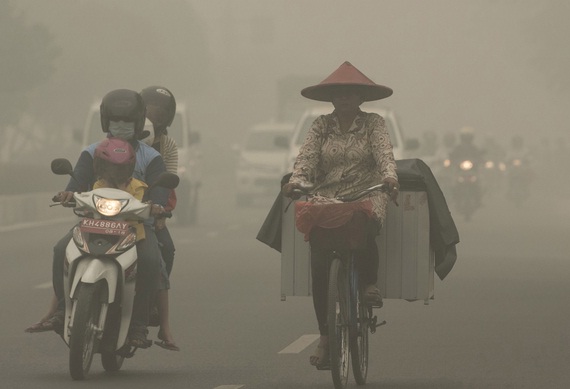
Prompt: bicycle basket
<box><xmin>295</xmin><ymin>200</ymin><xmax>374</xmax><ymax>250</ymax></box>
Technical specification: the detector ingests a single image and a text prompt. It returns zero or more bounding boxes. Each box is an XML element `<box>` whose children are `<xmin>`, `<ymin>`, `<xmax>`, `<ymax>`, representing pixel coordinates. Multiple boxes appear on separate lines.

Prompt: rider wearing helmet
<box><xmin>140</xmin><ymin>86</ymin><xmax>180</xmax><ymax>351</ymax></box>
<box><xmin>40</xmin><ymin>89</ymin><xmax>168</xmax><ymax>348</ymax></box>
<box><xmin>140</xmin><ymin>86</ymin><xmax>178</xmax><ymax>175</ymax></box>
<box><xmin>449</xmin><ymin>126</ymin><xmax>485</xmax><ymax>165</ymax></box>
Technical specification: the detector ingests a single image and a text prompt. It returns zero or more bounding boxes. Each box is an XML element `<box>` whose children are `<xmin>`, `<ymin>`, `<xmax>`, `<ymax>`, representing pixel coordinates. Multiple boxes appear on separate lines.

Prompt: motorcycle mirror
<box><xmin>151</xmin><ymin>172</ymin><xmax>179</xmax><ymax>190</ymax></box>
<box><xmin>51</xmin><ymin>158</ymin><xmax>74</xmax><ymax>176</ymax></box>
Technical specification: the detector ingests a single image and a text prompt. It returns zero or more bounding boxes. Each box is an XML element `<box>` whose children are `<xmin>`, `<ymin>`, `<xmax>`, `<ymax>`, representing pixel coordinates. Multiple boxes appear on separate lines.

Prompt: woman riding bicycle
<box><xmin>282</xmin><ymin>61</ymin><xmax>400</xmax><ymax>368</ymax></box>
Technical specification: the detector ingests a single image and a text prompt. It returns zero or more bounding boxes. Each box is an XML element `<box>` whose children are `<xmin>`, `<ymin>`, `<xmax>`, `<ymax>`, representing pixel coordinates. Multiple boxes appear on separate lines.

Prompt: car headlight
<box><xmin>484</xmin><ymin>161</ymin><xmax>494</xmax><ymax>169</ymax></box>
<box><xmin>443</xmin><ymin>159</ymin><xmax>451</xmax><ymax>168</ymax></box>
<box><xmin>512</xmin><ymin>159</ymin><xmax>522</xmax><ymax>167</ymax></box>
<box><xmin>459</xmin><ymin>160</ymin><xmax>474</xmax><ymax>171</ymax></box>
<box><xmin>94</xmin><ymin>195</ymin><xmax>127</xmax><ymax>216</ymax></box>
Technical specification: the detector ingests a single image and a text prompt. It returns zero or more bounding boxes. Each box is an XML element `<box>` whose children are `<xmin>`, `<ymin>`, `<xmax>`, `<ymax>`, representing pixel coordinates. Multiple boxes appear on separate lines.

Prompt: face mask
<box><xmin>108</xmin><ymin>120</ymin><xmax>136</xmax><ymax>140</ymax></box>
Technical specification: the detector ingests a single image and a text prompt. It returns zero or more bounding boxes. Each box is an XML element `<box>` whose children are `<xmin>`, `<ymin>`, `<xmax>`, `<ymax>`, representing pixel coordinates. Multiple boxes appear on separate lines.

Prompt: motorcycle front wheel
<box><xmin>69</xmin><ymin>283</ymin><xmax>103</xmax><ymax>380</ymax></box>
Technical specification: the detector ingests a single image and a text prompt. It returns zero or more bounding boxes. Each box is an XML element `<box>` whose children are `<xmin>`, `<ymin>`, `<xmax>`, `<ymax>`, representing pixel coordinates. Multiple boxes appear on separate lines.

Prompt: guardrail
<box><xmin>0</xmin><ymin>192</ymin><xmax>72</xmax><ymax>231</ymax></box>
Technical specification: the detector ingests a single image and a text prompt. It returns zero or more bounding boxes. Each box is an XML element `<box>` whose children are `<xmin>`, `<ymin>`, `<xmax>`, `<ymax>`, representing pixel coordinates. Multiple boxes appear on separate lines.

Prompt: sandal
<box><xmin>309</xmin><ymin>343</ymin><xmax>329</xmax><ymax>369</ymax></box>
<box><xmin>154</xmin><ymin>339</ymin><xmax>180</xmax><ymax>351</ymax></box>
<box><xmin>154</xmin><ymin>329</ymin><xmax>180</xmax><ymax>351</ymax></box>
<box><xmin>127</xmin><ymin>326</ymin><xmax>152</xmax><ymax>349</ymax></box>
<box><xmin>25</xmin><ymin>310</ymin><xmax>64</xmax><ymax>334</ymax></box>
<box><xmin>363</xmin><ymin>285</ymin><xmax>383</xmax><ymax>307</ymax></box>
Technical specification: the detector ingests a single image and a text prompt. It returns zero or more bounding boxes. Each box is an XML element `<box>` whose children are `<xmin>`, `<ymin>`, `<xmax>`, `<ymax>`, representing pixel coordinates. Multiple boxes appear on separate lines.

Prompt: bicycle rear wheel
<box><xmin>327</xmin><ymin>257</ymin><xmax>350</xmax><ymax>389</ymax></box>
<box><xmin>350</xmin><ymin>276</ymin><xmax>369</xmax><ymax>385</ymax></box>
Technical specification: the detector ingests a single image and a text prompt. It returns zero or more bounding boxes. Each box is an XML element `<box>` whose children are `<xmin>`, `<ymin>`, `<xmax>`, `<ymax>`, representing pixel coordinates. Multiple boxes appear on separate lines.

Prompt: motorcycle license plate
<box><xmin>80</xmin><ymin>218</ymin><xmax>131</xmax><ymax>236</ymax></box>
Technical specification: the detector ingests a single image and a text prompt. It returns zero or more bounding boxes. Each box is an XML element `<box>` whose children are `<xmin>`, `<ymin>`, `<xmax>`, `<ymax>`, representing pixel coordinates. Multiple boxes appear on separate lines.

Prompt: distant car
<box><xmin>234</xmin><ymin>120</ymin><xmax>294</xmax><ymax>205</ymax></box>
<box><xmin>77</xmin><ymin>101</ymin><xmax>202</xmax><ymax>224</ymax></box>
<box><xmin>282</xmin><ymin>105</ymin><xmax>418</xmax><ymax>175</ymax></box>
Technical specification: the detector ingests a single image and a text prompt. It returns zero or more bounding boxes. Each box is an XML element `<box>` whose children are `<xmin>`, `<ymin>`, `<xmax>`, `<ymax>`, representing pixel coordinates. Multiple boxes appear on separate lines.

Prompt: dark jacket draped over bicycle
<box><xmin>256</xmin><ymin>158</ymin><xmax>460</xmax><ymax>280</ymax></box>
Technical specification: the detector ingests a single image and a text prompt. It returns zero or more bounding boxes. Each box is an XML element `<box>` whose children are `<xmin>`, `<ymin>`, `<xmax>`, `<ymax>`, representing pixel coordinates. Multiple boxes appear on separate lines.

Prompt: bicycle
<box><xmin>291</xmin><ymin>184</ymin><xmax>389</xmax><ymax>389</ymax></box>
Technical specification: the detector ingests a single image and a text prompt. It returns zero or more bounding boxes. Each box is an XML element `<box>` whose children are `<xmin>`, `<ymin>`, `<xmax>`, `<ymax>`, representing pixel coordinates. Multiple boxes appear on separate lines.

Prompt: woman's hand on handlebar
<box><xmin>282</xmin><ymin>182</ymin><xmax>301</xmax><ymax>199</ymax></box>
<box><xmin>383</xmin><ymin>177</ymin><xmax>400</xmax><ymax>206</ymax></box>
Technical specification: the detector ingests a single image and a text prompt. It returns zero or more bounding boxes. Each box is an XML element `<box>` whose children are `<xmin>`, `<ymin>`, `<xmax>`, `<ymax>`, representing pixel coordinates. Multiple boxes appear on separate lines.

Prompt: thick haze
<box><xmin>4</xmin><ymin>0</ymin><xmax>569</xmax><ymax>175</ymax></box>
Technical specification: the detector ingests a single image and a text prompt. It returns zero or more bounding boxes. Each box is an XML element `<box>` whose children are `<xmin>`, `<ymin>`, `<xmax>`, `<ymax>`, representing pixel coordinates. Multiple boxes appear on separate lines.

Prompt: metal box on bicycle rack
<box><xmin>280</xmin><ymin>189</ymin><xmax>434</xmax><ymax>303</ymax></box>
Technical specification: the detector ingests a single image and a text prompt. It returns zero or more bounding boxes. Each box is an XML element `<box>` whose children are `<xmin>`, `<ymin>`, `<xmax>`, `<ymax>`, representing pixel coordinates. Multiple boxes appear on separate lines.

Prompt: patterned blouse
<box><xmin>289</xmin><ymin>109</ymin><xmax>398</xmax><ymax>221</ymax></box>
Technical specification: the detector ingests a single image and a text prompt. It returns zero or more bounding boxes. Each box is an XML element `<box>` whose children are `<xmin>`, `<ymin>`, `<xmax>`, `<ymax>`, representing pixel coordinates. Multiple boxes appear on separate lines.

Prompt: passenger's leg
<box><xmin>156</xmin><ymin>226</ymin><xmax>175</xmax><ymax>276</ymax></box>
<box><xmin>129</xmin><ymin>225</ymin><xmax>161</xmax><ymax>347</ymax></box>
<box><xmin>52</xmin><ymin>230</ymin><xmax>73</xmax><ymax>311</ymax></box>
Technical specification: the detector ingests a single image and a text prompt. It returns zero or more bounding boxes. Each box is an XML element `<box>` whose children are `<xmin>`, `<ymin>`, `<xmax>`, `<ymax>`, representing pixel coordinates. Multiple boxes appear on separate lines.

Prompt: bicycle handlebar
<box><xmin>291</xmin><ymin>183</ymin><xmax>389</xmax><ymax>202</ymax></box>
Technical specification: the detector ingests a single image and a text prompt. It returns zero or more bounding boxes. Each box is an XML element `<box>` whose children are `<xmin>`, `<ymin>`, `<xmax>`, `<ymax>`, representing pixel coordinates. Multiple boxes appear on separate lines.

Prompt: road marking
<box><xmin>278</xmin><ymin>334</ymin><xmax>320</xmax><ymax>354</ymax></box>
<box><xmin>0</xmin><ymin>217</ymin><xmax>72</xmax><ymax>233</ymax></box>
<box><xmin>35</xmin><ymin>282</ymin><xmax>53</xmax><ymax>289</ymax></box>
<box><xmin>213</xmin><ymin>386</ymin><xmax>244</xmax><ymax>389</ymax></box>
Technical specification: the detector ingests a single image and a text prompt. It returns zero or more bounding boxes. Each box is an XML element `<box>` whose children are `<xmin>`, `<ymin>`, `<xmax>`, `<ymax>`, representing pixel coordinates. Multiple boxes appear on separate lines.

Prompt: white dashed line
<box><xmin>213</xmin><ymin>386</ymin><xmax>244</xmax><ymax>389</ymax></box>
<box><xmin>35</xmin><ymin>282</ymin><xmax>53</xmax><ymax>289</ymax></box>
<box><xmin>278</xmin><ymin>334</ymin><xmax>320</xmax><ymax>354</ymax></box>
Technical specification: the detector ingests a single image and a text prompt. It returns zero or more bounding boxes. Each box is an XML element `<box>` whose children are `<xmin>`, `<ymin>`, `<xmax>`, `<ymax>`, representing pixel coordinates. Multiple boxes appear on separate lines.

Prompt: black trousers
<box><xmin>310</xmin><ymin>222</ymin><xmax>380</xmax><ymax>336</ymax></box>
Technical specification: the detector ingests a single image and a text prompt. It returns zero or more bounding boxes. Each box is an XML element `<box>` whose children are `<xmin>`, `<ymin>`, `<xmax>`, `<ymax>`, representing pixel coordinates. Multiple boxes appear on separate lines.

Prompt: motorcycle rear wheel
<box><xmin>69</xmin><ymin>283</ymin><xmax>103</xmax><ymax>380</ymax></box>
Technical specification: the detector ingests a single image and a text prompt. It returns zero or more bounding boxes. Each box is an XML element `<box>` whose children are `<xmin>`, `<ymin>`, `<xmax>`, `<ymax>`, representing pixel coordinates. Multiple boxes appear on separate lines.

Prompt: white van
<box><xmin>77</xmin><ymin>101</ymin><xmax>202</xmax><ymax>224</ymax></box>
<box><xmin>281</xmin><ymin>105</ymin><xmax>417</xmax><ymax>175</ymax></box>
<box><xmin>234</xmin><ymin>120</ymin><xmax>294</xmax><ymax>205</ymax></box>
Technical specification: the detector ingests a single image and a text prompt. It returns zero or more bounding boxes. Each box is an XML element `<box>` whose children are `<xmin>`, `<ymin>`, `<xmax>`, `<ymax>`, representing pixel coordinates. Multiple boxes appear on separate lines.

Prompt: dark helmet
<box><xmin>100</xmin><ymin>89</ymin><xmax>146</xmax><ymax>135</ymax></box>
<box><xmin>140</xmin><ymin>86</ymin><xmax>176</xmax><ymax>129</ymax></box>
<box><xmin>459</xmin><ymin>126</ymin><xmax>475</xmax><ymax>144</ymax></box>
<box><xmin>93</xmin><ymin>137</ymin><xmax>136</xmax><ymax>186</ymax></box>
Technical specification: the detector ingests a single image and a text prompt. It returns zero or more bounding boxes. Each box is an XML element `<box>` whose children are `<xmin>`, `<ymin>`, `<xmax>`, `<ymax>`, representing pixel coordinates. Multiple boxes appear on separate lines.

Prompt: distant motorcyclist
<box><xmin>505</xmin><ymin>135</ymin><xmax>533</xmax><ymax>206</ymax></box>
<box><xmin>448</xmin><ymin>126</ymin><xmax>485</xmax><ymax>166</ymax></box>
<box><xmin>447</xmin><ymin>126</ymin><xmax>485</xmax><ymax>220</ymax></box>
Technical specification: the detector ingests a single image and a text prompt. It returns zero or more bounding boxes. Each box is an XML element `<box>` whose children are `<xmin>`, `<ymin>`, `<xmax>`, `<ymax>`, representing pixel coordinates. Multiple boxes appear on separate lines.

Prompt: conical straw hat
<box><xmin>301</xmin><ymin>61</ymin><xmax>393</xmax><ymax>102</ymax></box>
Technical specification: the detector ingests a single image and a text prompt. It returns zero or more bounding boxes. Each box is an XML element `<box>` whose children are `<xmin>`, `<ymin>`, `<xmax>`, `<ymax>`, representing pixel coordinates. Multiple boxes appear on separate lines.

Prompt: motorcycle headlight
<box><xmin>459</xmin><ymin>160</ymin><xmax>474</xmax><ymax>171</ymax></box>
<box><xmin>94</xmin><ymin>195</ymin><xmax>127</xmax><ymax>217</ymax></box>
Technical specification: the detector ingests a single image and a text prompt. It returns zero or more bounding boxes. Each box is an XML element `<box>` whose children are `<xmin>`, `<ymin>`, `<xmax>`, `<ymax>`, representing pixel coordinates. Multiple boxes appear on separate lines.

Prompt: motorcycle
<box><xmin>50</xmin><ymin>158</ymin><xmax>178</xmax><ymax>380</ymax></box>
<box><xmin>482</xmin><ymin>158</ymin><xmax>507</xmax><ymax>197</ymax></box>
<box><xmin>445</xmin><ymin>158</ymin><xmax>482</xmax><ymax>221</ymax></box>
<box><xmin>506</xmin><ymin>157</ymin><xmax>533</xmax><ymax>207</ymax></box>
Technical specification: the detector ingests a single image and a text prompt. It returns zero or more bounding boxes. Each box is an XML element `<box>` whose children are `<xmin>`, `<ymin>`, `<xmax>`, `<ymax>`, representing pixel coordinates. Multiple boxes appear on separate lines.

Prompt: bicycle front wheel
<box><xmin>350</xmin><ymin>280</ymin><xmax>370</xmax><ymax>385</ymax></box>
<box><xmin>327</xmin><ymin>257</ymin><xmax>350</xmax><ymax>389</ymax></box>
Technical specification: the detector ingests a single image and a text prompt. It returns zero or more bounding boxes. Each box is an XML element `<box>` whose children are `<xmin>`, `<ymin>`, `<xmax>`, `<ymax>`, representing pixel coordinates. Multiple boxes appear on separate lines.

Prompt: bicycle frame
<box><xmin>325</xmin><ymin>246</ymin><xmax>377</xmax><ymax>389</ymax></box>
<box><xmin>290</xmin><ymin>183</ymin><xmax>390</xmax><ymax>389</ymax></box>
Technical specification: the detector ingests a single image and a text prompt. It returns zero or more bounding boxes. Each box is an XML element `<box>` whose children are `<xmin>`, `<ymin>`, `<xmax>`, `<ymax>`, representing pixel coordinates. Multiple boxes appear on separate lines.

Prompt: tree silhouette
<box><xmin>0</xmin><ymin>1</ymin><xmax>59</xmax><ymax>127</ymax></box>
